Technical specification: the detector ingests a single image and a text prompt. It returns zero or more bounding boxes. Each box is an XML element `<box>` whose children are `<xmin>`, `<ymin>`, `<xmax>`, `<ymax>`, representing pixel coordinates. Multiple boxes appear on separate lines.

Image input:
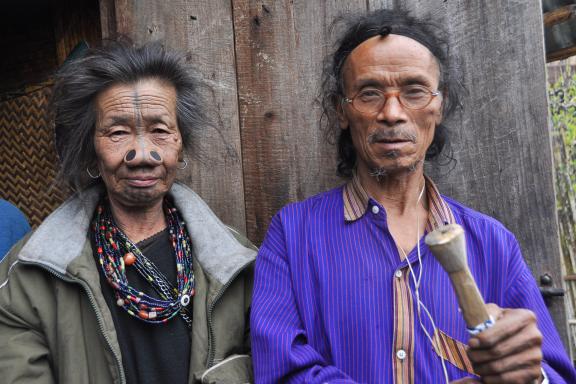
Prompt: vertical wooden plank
<box><xmin>233</xmin><ymin>0</ymin><xmax>366</xmax><ymax>243</ymax></box>
<box><xmin>98</xmin><ymin>0</ymin><xmax>117</xmax><ymax>39</ymax></box>
<box><xmin>108</xmin><ymin>0</ymin><xmax>247</xmax><ymax>233</ymax></box>
<box><xmin>369</xmin><ymin>0</ymin><xmax>569</xmax><ymax>346</ymax></box>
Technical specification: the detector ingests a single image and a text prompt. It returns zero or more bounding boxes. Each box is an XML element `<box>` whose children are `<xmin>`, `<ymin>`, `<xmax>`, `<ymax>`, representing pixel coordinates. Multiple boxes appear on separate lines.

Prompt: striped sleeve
<box><xmin>250</xmin><ymin>212</ymin><xmax>357</xmax><ymax>384</ymax></box>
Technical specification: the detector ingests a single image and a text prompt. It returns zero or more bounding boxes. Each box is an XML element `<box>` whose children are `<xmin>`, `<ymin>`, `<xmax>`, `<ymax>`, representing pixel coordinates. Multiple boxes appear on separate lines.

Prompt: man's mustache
<box><xmin>367</xmin><ymin>129</ymin><xmax>417</xmax><ymax>144</ymax></box>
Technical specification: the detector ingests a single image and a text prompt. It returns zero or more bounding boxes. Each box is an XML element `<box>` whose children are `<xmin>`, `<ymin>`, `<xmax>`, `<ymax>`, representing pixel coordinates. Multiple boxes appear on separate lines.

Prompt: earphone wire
<box><xmin>401</xmin><ymin>180</ymin><xmax>450</xmax><ymax>383</ymax></box>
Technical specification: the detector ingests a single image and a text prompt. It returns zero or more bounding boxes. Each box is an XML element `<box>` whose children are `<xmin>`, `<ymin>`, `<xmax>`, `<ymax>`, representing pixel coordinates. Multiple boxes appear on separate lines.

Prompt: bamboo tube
<box><xmin>425</xmin><ymin>224</ymin><xmax>492</xmax><ymax>331</ymax></box>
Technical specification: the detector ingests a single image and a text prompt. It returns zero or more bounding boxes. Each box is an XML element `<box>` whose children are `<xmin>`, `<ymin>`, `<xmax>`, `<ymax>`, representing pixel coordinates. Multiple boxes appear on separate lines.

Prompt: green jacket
<box><xmin>0</xmin><ymin>182</ymin><xmax>256</xmax><ymax>384</ymax></box>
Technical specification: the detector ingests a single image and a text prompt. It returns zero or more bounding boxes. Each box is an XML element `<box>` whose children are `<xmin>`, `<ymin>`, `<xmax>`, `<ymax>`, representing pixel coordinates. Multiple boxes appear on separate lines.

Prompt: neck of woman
<box><xmin>108</xmin><ymin>198</ymin><xmax>168</xmax><ymax>243</ymax></box>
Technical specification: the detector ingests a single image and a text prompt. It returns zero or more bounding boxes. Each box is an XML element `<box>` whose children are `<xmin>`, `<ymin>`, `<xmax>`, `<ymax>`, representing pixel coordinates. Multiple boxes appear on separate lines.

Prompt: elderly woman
<box><xmin>0</xmin><ymin>42</ymin><xmax>255</xmax><ymax>384</ymax></box>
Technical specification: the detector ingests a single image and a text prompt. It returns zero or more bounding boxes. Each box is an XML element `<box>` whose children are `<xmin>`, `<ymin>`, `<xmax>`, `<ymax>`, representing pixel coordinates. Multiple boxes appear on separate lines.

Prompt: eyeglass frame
<box><xmin>341</xmin><ymin>85</ymin><xmax>440</xmax><ymax>115</ymax></box>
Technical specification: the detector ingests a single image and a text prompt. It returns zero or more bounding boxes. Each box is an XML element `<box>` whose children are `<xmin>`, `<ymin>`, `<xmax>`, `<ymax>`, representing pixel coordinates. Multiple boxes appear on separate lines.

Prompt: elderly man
<box><xmin>0</xmin><ymin>42</ymin><xmax>255</xmax><ymax>384</ymax></box>
<box><xmin>251</xmin><ymin>9</ymin><xmax>576</xmax><ymax>384</ymax></box>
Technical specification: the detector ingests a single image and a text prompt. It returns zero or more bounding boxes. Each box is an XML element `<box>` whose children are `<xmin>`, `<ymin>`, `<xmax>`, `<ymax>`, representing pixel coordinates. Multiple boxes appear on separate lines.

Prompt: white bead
<box><xmin>148</xmin><ymin>311</ymin><xmax>157</xmax><ymax>319</ymax></box>
<box><xmin>180</xmin><ymin>294</ymin><xmax>191</xmax><ymax>307</ymax></box>
<box><xmin>116</xmin><ymin>298</ymin><xmax>124</xmax><ymax>307</ymax></box>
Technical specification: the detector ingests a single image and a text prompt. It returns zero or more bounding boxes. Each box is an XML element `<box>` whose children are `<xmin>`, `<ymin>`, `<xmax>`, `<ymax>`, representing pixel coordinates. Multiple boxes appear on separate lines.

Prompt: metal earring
<box><xmin>177</xmin><ymin>159</ymin><xmax>188</xmax><ymax>170</ymax></box>
<box><xmin>87</xmin><ymin>166</ymin><xmax>101</xmax><ymax>179</ymax></box>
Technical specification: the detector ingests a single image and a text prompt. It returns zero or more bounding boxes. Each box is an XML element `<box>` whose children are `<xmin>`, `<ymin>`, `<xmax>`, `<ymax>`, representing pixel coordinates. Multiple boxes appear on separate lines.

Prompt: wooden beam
<box><xmin>544</xmin><ymin>4</ymin><xmax>576</xmax><ymax>27</ymax></box>
<box><xmin>547</xmin><ymin>44</ymin><xmax>576</xmax><ymax>62</ymax></box>
<box><xmin>564</xmin><ymin>274</ymin><xmax>576</xmax><ymax>282</ymax></box>
<box><xmin>232</xmin><ymin>0</ymin><xmax>366</xmax><ymax>243</ymax></box>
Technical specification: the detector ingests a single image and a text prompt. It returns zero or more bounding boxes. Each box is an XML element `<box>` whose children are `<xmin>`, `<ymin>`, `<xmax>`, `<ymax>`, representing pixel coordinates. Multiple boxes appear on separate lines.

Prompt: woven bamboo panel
<box><xmin>0</xmin><ymin>86</ymin><xmax>69</xmax><ymax>228</ymax></box>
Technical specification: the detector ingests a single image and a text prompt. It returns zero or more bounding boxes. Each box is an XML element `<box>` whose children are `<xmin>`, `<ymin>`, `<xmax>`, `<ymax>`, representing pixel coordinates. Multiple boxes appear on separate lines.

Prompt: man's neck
<box><xmin>357</xmin><ymin>164</ymin><xmax>427</xmax><ymax>214</ymax></box>
<box><xmin>357</xmin><ymin>164</ymin><xmax>429</xmax><ymax>256</ymax></box>
<box><xmin>108</xmin><ymin>198</ymin><xmax>167</xmax><ymax>243</ymax></box>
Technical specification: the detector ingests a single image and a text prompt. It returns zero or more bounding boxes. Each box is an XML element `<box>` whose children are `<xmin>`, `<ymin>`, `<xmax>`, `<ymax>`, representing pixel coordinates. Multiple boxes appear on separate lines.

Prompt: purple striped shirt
<box><xmin>251</xmin><ymin>179</ymin><xmax>576</xmax><ymax>383</ymax></box>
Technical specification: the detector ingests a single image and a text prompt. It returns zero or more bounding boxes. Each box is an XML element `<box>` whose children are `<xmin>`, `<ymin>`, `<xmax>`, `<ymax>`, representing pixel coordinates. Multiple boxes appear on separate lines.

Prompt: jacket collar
<box><xmin>18</xmin><ymin>182</ymin><xmax>255</xmax><ymax>285</ymax></box>
<box><xmin>343</xmin><ymin>172</ymin><xmax>455</xmax><ymax>232</ymax></box>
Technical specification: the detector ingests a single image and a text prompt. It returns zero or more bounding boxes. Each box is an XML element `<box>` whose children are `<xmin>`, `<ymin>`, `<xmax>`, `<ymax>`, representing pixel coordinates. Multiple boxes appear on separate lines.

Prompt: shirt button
<box><xmin>395</xmin><ymin>270</ymin><xmax>403</xmax><ymax>278</ymax></box>
<box><xmin>396</xmin><ymin>349</ymin><xmax>407</xmax><ymax>360</ymax></box>
<box><xmin>371</xmin><ymin>205</ymin><xmax>380</xmax><ymax>214</ymax></box>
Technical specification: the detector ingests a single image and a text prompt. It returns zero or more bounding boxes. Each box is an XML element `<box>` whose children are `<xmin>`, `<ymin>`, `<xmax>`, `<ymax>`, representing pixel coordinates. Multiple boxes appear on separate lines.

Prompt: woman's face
<box><xmin>93</xmin><ymin>78</ymin><xmax>182</xmax><ymax>210</ymax></box>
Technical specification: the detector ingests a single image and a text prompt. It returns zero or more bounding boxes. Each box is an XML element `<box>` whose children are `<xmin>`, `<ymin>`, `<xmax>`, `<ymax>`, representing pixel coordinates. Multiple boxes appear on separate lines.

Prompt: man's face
<box><xmin>93</xmin><ymin>78</ymin><xmax>182</xmax><ymax>209</ymax></box>
<box><xmin>339</xmin><ymin>34</ymin><xmax>443</xmax><ymax>177</ymax></box>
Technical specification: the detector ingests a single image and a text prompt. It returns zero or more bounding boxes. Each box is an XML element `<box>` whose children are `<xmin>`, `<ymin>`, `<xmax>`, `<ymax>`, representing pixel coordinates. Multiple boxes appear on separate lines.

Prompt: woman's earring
<box><xmin>177</xmin><ymin>159</ymin><xmax>188</xmax><ymax>170</ymax></box>
<box><xmin>87</xmin><ymin>166</ymin><xmax>101</xmax><ymax>179</ymax></box>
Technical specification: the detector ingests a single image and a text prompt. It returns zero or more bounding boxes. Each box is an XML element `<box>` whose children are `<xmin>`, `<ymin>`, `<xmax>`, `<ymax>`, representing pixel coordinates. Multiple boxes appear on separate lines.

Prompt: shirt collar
<box><xmin>343</xmin><ymin>172</ymin><xmax>455</xmax><ymax>231</ymax></box>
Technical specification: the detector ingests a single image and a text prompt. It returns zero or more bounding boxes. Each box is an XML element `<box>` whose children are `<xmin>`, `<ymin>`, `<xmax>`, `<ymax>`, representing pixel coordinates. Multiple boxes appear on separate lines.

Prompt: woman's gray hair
<box><xmin>51</xmin><ymin>39</ymin><xmax>207</xmax><ymax>190</ymax></box>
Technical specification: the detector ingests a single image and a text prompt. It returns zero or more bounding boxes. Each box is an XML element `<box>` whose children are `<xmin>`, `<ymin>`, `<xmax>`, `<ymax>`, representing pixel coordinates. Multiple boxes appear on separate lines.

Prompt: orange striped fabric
<box><xmin>343</xmin><ymin>173</ymin><xmax>470</xmax><ymax>383</ymax></box>
<box><xmin>393</xmin><ymin>268</ymin><xmax>415</xmax><ymax>384</ymax></box>
<box><xmin>343</xmin><ymin>174</ymin><xmax>455</xmax><ymax>227</ymax></box>
<box><xmin>433</xmin><ymin>329</ymin><xmax>477</xmax><ymax>375</ymax></box>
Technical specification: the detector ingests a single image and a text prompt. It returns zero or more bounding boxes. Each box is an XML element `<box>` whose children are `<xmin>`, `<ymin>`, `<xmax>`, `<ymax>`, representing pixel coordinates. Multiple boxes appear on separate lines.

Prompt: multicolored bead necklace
<box><xmin>93</xmin><ymin>198</ymin><xmax>195</xmax><ymax>327</ymax></box>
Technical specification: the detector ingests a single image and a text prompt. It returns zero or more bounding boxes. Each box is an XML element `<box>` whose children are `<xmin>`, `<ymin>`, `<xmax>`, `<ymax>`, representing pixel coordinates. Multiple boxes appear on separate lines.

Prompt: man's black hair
<box><xmin>319</xmin><ymin>8</ymin><xmax>463</xmax><ymax>178</ymax></box>
<box><xmin>51</xmin><ymin>39</ymin><xmax>207</xmax><ymax>190</ymax></box>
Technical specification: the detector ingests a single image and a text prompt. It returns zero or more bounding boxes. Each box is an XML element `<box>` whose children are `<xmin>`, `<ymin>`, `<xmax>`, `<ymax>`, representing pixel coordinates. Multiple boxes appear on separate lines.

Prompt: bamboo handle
<box><xmin>425</xmin><ymin>224</ymin><xmax>491</xmax><ymax>330</ymax></box>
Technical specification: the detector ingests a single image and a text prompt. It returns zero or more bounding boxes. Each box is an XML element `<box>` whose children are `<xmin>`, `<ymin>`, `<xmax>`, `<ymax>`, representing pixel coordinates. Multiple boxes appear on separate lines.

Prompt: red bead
<box><xmin>97</xmin><ymin>247</ymin><xmax>103</xmax><ymax>254</ymax></box>
<box><xmin>138</xmin><ymin>310</ymin><xmax>149</xmax><ymax>319</ymax></box>
<box><xmin>124</xmin><ymin>252</ymin><xmax>136</xmax><ymax>266</ymax></box>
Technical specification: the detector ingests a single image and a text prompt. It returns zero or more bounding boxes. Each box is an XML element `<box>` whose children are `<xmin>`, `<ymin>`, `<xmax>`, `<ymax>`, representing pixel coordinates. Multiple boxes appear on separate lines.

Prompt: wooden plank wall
<box><xmin>102</xmin><ymin>0</ymin><xmax>569</xmax><ymax>346</ymax></box>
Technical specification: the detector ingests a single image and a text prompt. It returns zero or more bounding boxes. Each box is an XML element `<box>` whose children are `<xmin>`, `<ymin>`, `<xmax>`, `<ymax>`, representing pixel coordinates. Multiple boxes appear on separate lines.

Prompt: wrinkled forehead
<box><xmin>342</xmin><ymin>34</ymin><xmax>441</xmax><ymax>86</ymax></box>
<box><xmin>95</xmin><ymin>78</ymin><xmax>178</xmax><ymax>118</ymax></box>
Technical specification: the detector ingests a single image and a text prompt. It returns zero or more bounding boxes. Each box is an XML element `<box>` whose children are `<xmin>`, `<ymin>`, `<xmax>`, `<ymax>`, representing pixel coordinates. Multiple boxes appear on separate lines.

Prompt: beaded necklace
<box><xmin>93</xmin><ymin>198</ymin><xmax>195</xmax><ymax>327</ymax></box>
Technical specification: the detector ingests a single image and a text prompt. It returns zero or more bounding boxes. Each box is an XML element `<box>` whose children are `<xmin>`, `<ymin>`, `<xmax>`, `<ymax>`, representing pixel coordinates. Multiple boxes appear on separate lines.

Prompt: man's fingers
<box><xmin>469</xmin><ymin>308</ymin><xmax>538</xmax><ymax>350</ymax></box>
<box><xmin>480</xmin><ymin>363</ymin><xmax>543</xmax><ymax>384</ymax></box>
<box><xmin>472</xmin><ymin>344</ymin><xmax>542</xmax><ymax>377</ymax></box>
<box><xmin>467</xmin><ymin>322</ymin><xmax>542</xmax><ymax>363</ymax></box>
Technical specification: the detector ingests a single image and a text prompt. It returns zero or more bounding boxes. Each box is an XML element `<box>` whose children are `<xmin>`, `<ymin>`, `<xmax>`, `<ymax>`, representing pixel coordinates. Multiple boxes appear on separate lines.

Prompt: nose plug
<box><xmin>124</xmin><ymin>149</ymin><xmax>163</xmax><ymax>163</ymax></box>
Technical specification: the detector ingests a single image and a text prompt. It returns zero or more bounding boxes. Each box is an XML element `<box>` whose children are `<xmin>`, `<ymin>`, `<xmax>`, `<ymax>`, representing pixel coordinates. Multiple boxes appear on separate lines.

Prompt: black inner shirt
<box><xmin>93</xmin><ymin>228</ymin><xmax>191</xmax><ymax>384</ymax></box>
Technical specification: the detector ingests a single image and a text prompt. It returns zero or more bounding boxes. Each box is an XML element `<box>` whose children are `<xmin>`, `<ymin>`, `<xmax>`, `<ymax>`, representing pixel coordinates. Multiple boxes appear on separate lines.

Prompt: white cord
<box><xmin>401</xmin><ymin>181</ymin><xmax>450</xmax><ymax>384</ymax></box>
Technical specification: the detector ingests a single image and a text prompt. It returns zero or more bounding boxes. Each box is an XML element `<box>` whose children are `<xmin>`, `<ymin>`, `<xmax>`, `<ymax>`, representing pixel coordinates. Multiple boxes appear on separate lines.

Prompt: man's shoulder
<box><xmin>443</xmin><ymin>195</ymin><xmax>514</xmax><ymax>239</ymax></box>
<box><xmin>277</xmin><ymin>185</ymin><xmax>344</xmax><ymax>219</ymax></box>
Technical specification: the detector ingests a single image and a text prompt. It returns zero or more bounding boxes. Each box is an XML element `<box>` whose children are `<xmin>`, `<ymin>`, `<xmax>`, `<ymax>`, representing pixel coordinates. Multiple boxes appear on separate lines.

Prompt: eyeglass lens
<box><xmin>351</xmin><ymin>86</ymin><xmax>435</xmax><ymax>114</ymax></box>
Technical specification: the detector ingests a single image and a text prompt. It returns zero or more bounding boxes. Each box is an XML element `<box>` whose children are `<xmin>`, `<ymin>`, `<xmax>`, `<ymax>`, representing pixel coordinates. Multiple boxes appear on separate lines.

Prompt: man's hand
<box><xmin>464</xmin><ymin>303</ymin><xmax>543</xmax><ymax>383</ymax></box>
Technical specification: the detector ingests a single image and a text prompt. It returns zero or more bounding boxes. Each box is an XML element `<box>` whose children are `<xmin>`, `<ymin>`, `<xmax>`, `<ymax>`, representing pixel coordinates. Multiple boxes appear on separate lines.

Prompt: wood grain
<box><xmin>53</xmin><ymin>0</ymin><xmax>102</xmax><ymax>65</ymax></box>
<box><xmin>232</xmin><ymin>0</ymin><xmax>365</xmax><ymax>243</ymax></box>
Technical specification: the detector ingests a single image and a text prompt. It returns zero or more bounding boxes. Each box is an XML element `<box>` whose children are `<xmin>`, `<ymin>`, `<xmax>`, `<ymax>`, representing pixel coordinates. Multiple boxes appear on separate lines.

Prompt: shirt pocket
<box><xmin>433</xmin><ymin>329</ymin><xmax>477</xmax><ymax>376</ymax></box>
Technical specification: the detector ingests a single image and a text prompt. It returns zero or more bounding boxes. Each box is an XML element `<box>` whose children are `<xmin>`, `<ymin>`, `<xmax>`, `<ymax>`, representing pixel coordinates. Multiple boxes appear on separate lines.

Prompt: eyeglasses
<box><xmin>342</xmin><ymin>85</ymin><xmax>440</xmax><ymax>115</ymax></box>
